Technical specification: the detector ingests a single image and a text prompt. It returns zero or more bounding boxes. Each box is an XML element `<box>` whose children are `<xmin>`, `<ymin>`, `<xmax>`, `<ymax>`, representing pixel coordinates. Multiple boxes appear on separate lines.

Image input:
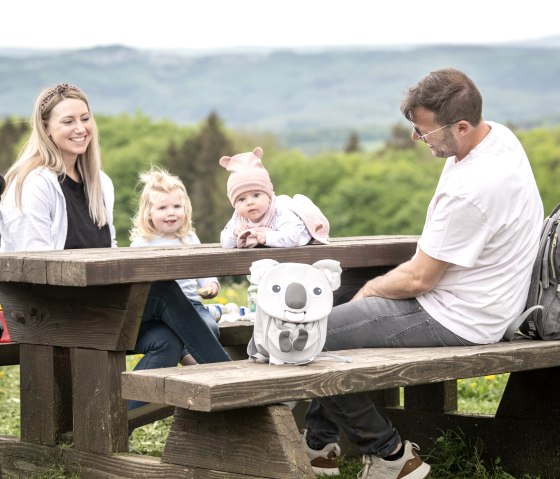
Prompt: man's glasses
<box><xmin>409</xmin><ymin>120</ymin><xmax>458</xmax><ymax>143</ymax></box>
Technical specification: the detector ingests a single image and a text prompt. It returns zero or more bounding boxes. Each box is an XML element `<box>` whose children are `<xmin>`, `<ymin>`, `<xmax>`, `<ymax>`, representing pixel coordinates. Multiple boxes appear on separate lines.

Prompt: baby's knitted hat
<box><xmin>219</xmin><ymin>147</ymin><xmax>274</xmax><ymax>206</ymax></box>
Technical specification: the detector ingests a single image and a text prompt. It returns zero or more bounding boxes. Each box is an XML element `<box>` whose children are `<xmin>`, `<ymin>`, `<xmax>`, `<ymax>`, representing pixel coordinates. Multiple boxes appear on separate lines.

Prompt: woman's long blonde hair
<box><xmin>4</xmin><ymin>83</ymin><xmax>107</xmax><ymax>227</ymax></box>
<box><xmin>130</xmin><ymin>166</ymin><xmax>194</xmax><ymax>242</ymax></box>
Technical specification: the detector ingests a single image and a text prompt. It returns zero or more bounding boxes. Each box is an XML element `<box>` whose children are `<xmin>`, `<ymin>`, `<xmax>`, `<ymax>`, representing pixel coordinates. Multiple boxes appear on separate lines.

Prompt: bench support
<box><xmin>162</xmin><ymin>404</ymin><xmax>315</xmax><ymax>479</ymax></box>
<box><xmin>384</xmin><ymin>368</ymin><xmax>560</xmax><ymax>478</ymax></box>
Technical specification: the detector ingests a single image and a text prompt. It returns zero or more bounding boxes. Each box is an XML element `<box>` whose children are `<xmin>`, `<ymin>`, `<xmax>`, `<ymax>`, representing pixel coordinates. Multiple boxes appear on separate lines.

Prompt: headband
<box><xmin>40</xmin><ymin>83</ymin><xmax>83</xmax><ymax>112</ymax></box>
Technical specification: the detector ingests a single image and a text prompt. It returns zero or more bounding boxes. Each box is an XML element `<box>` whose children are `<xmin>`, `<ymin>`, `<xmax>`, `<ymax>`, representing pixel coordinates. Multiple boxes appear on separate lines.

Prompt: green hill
<box><xmin>1</xmin><ymin>43</ymin><xmax>559</xmax><ymax>152</ymax></box>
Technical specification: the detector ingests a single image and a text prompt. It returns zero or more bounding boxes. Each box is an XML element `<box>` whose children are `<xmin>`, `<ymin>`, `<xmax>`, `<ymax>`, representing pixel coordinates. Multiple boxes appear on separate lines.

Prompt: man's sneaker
<box><xmin>359</xmin><ymin>441</ymin><xmax>430</xmax><ymax>479</ymax></box>
<box><xmin>302</xmin><ymin>430</ymin><xmax>341</xmax><ymax>476</ymax></box>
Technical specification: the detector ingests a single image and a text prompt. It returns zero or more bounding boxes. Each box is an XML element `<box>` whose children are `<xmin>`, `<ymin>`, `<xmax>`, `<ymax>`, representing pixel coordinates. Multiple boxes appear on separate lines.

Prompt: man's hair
<box><xmin>400</xmin><ymin>68</ymin><xmax>483</xmax><ymax>126</ymax></box>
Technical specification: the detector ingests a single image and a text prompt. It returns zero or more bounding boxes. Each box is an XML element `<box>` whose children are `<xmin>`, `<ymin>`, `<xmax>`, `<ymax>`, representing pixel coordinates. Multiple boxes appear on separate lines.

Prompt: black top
<box><xmin>59</xmin><ymin>175</ymin><xmax>111</xmax><ymax>249</ymax></box>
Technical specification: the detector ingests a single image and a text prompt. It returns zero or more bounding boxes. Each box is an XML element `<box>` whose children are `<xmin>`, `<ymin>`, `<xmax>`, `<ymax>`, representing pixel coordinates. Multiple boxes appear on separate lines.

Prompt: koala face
<box><xmin>254</xmin><ymin>261</ymin><xmax>339</xmax><ymax>323</ymax></box>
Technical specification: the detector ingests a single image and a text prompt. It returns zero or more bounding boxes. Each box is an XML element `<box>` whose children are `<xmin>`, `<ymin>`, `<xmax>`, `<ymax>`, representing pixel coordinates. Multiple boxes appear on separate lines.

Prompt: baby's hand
<box><xmin>234</xmin><ymin>225</ymin><xmax>250</xmax><ymax>236</ymax></box>
<box><xmin>256</xmin><ymin>230</ymin><xmax>267</xmax><ymax>244</ymax></box>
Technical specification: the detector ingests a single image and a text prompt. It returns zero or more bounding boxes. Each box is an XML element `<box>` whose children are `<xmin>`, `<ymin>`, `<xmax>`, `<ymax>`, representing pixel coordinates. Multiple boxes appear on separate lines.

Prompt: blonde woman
<box><xmin>0</xmin><ymin>86</ymin><xmax>230</xmax><ymax>415</ymax></box>
<box><xmin>0</xmin><ymin>83</ymin><xmax>116</xmax><ymax>251</ymax></box>
<box><xmin>130</xmin><ymin>167</ymin><xmax>221</xmax><ymax>366</ymax></box>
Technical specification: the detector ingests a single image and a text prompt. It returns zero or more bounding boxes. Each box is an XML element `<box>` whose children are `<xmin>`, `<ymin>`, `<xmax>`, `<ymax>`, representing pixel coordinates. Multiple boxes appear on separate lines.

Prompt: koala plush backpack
<box><xmin>247</xmin><ymin>259</ymin><xmax>342</xmax><ymax>365</ymax></box>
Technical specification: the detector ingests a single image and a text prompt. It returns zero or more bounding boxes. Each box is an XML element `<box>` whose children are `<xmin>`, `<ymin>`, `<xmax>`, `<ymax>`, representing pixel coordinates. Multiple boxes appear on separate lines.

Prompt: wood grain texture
<box><xmin>0</xmin><ymin>236</ymin><xmax>418</xmax><ymax>286</ymax></box>
<box><xmin>163</xmin><ymin>405</ymin><xmax>314</xmax><ymax>478</ymax></box>
<box><xmin>71</xmin><ymin>348</ymin><xmax>128</xmax><ymax>454</ymax></box>
<box><xmin>0</xmin><ymin>437</ymin><xmax>255</xmax><ymax>478</ymax></box>
<box><xmin>1</xmin><ymin>282</ymin><xmax>149</xmax><ymax>350</ymax></box>
<box><xmin>122</xmin><ymin>339</ymin><xmax>560</xmax><ymax>411</ymax></box>
<box><xmin>19</xmin><ymin>344</ymin><xmax>72</xmax><ymax>445</ymax></box>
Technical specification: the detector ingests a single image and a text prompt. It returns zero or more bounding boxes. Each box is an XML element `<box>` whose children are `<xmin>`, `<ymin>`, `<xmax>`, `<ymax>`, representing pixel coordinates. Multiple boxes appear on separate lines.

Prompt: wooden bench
<box><xmin>121</xmin><ymin>339</ymin><xmax>560</xmax><ymax>478</ymax></box>
<box><xmin>0</xmin><ymin>320</ymin><xmax>254</xmax><ymax>366</ymax></box>
<box><xmin>0</xmin><ymin>236</ymin><xmax>414</xmax><ymax>477</ymax></box>
<box><xmin>0</xmin><ymin>321</ymin><xmax>254</xmax><ymax>432</ymax></box>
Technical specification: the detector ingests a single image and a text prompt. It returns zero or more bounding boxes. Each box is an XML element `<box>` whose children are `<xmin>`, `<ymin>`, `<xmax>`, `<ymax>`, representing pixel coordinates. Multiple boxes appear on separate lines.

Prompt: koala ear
<box><xmin>249</xmin><ymin>259</ymin><xmax>278</xmax><ymax>285</ymax></box>
<box><xmin>312</xmin><ymin>259</ymin><xmax>342</xmax><ymax>291</ymax></box>
<box><xmin>219</xmin><ymin>156</ymin><xmax>231</xmax><ymax>168</ymax></box>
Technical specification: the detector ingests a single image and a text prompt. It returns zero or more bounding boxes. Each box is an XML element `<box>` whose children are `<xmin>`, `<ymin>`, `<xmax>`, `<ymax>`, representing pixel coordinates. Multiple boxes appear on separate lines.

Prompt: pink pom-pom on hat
<box><xmin>219</xmin><ymin>147</ymin><xmax>274</xmax><ymax>206</ymax></box>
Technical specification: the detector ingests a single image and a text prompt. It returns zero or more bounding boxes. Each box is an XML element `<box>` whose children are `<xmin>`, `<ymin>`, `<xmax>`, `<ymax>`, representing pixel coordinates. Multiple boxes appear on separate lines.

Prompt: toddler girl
<box><xmin>130</xmin><ymin>166</ymin><xmax>220</xmax><ymax>365</ymax></box>
<box><xmin>220</xmin><ymin>147</ymin><xmax>329</xmax><ymax>248</ymax></box>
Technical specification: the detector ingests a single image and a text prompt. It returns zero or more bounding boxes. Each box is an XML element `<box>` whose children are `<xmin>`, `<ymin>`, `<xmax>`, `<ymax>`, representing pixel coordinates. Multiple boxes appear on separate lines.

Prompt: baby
<box><xmin>219</xmin><ymin>147</ymin><xmax>329</xmax><ymax>248</ymax></box>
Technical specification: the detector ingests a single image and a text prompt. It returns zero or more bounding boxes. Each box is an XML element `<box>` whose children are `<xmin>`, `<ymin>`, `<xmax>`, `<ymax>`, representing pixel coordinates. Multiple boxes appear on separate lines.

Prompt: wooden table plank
<box><xmin>121</xmin><ymin>339</ymin><xmax>560</xmax><ymax>412</ymax></box>
<box><xmin>0</xmin><ymin>236</ymin><xmax>418</xmax><ymax>286</ymax></box>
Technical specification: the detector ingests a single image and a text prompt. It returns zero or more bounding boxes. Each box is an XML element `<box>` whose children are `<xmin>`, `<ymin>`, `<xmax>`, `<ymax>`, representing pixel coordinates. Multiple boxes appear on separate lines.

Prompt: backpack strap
<box><xmin>315</xmin><ymin>351</ymin><xmax>353</xmax><ymax>363</ymax></box>
<box><xmin>503</xmin><ymin>305</ymin><xmax>544</xmax><ymax>341</ymax></box>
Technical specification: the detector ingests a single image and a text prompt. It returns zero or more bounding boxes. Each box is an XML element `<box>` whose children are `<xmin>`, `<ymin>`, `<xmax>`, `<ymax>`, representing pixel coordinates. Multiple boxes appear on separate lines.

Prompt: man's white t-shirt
<box><xmin>417</xmin><ymin>122</ymin><xmax>543</xmax><ymax>344</ymax></box>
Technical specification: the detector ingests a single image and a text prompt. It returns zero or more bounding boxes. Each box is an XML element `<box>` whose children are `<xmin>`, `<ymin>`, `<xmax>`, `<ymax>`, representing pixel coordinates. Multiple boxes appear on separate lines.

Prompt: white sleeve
<box><xmin>419</xmin><ymin>194</ymin><xmax>490</xmax><ymax>267</ymax></box>
<box><xmin>220</xmin><ymin>215</ymin><xmax>238</xmax><ymax>248</ymax></box>
<box><xmin>0</xmin><ymin>174</ymin><xmax>58</xmax><ymax>251</ymax></box>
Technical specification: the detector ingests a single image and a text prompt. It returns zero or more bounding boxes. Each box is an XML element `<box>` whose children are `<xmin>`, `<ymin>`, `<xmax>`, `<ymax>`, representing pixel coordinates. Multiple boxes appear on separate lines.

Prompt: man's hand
<box><xmin>353</xmin><ymin>248</ymin><xmax>449</xmax><ymax>300</ymax></box>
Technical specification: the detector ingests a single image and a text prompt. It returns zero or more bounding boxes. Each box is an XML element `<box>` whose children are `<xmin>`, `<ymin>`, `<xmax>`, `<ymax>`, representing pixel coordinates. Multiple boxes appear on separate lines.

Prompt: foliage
<box><xmin>0</xmin><ymin>116</ymin><xmax>28</xmax><ymax>175</ymax></box>
<box><xmin>161</xmin><ymin>111</ymin><xmax>232</xmax><ymax>242</ymax></box>
<box><xmin>96</xmin><ymin>112</ymin><xmax>194</xmax><ymax>245</ymax></box>
<box><xmin>518</xmin><ymin>126</ymin><xmax>560</xmax><ymax>214</ymax></box>
<box><xmin>426</xmin><ymin>428</ymin><xmax>532</xmax><ymax>479</ymax></box>
<box><xmin>458</xmin><ymin>375</ymin><xmax>509</xmax><ymax>414</ymax></box>
<box><xmin>344</xmin><ymin>130</ymin><xmax>361</xmax><ymax>153</ymax></box>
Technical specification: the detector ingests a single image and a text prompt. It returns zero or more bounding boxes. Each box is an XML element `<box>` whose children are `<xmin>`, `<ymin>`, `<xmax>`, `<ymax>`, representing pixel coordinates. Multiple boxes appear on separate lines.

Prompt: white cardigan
<box><xmin>0</xmin><ymin>167</ymin><xmax>116</xmax><ymax>252</ymax></box>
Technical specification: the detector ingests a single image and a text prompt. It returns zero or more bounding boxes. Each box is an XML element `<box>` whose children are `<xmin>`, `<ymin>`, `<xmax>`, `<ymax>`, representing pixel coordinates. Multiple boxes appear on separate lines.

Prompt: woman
<box><xmin>0</xmin><ymin>84</ymin><xmax>230</xmax><ymax>411</ymax></box>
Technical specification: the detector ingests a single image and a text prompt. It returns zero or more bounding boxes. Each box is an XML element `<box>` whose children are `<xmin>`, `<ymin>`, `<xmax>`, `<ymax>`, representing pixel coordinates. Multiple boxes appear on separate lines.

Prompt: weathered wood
<box><xmin>0</xmin><ymin>437</ymin><xmax>254</xmax><ymax>478</ymax></box>
<box><xmin>404</xmin><ymin>381</ymin><xmax>458</xmax><ymax>413</ymax></box>
<box><xmin>0</xmin><ymin>341</ymin><xmax>19</xmax><ymax>366</ymax></box>
<box><xmin>127</xmin><ymin>403</ymin><xmax>175</xmax><ymax>431</ymax></box>
<box><xmin>71</xmin><ymin>348</ymin><xmax>128</xmax><ymax>454</ymax></box>
<box><xmin>163</xmin><ymin>404</ymin><xmax>315</xmax><ymax>479</ymax></box>
<box><xmin>0</xmin><ymin>236</ymin><xmax>418</xmax><ymax>286</ymax></box>
<box><xmin>1</xmin><ymin>282</ymin><xmax>150</xmax><ymax>350</ymax></box>
<box><xmin>383</xmin><ymin>407</ymin><xmax>560</xmax><ymax>478</ymax></box>
<box><xmin>19</xmin><ymin>344</ymin><xmax>72</xmax><ymax>445</ymax></box>
<box><xmin>0</xmin><ymin>321</ymin><xmax>254</xmax><ymax>369</ymax></box>
<box><xmin>122</xmin><ymin>339</ymin><xmax>560</xmax><ymax>412</ymax></box>
<box><xmin>216</xmin><ymin>319</ymin><xmax>253</xmax><ymax>346</ymax></box>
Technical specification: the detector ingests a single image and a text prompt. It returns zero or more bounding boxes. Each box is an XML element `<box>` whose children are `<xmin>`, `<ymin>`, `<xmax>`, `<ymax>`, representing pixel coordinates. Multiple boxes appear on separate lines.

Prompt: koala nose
<box><xmin>285</xmin><ymin>282</ymin><xmax>307</xmax><ymax>309</ymax></box>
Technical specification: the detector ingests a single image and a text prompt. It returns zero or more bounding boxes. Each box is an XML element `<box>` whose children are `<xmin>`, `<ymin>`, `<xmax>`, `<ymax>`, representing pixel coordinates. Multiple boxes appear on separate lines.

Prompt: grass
<box><xmin>0</xmin><ymin>283</ymin><xmax>542</xmax><ymax>477</ymax></box>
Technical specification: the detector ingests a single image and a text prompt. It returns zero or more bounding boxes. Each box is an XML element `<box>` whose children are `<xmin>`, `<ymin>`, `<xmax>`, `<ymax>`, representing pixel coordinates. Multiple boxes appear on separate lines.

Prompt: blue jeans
<box><xmin>182</xmin><ymin>299</ymin><xmax>219</xmax><ymax>358</ymax></box>
<box><xmin>305</xmin><ymin>296</ymin><xmax>474</xmax><ymax>457</ymax></box>
<box><xmin>129</xmin><ymin>281</ymin><xmax>231</xmax><ymax>410</ymax></box>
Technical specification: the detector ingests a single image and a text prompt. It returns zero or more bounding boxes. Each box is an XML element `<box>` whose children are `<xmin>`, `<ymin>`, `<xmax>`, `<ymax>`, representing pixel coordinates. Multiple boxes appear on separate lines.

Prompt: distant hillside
<box><xmin>1</xmin><ymin>42</ymin><xmax>559</xmax><ymax>152</ymax></box>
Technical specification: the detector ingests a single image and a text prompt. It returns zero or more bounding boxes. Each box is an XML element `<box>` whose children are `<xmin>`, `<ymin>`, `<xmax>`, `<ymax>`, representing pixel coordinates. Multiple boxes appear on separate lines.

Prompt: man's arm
<box><xmin>353</xmin><ymin>248</ymin><xmax>449</xmax><ymax>300</ymax></box>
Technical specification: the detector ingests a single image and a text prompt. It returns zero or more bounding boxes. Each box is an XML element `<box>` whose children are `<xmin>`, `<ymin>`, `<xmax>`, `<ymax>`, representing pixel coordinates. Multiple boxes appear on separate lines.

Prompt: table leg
<box><xmin>20</xmin><ymin>344</ymin><xmax>72</xmax><ymax>445</ymax></box>
<box><xmin>71</xmin><ymin>348</ymin><xmax>128</xmax><ymax>454</ymax></box>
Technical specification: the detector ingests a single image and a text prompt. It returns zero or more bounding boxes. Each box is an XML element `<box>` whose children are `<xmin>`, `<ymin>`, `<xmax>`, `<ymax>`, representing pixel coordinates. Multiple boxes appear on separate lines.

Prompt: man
<box><xmin>303</xmin><ymin>68</ymin><xmax>543</xmax><ymax>479</ymax></box>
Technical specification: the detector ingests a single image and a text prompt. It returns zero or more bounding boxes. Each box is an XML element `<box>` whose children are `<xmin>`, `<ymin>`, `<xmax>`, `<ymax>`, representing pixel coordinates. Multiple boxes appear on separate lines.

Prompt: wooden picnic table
<box><xmin>0</xmin><ymin>235</ymin><xmax>417</xmax><ymax>477</ymax></box>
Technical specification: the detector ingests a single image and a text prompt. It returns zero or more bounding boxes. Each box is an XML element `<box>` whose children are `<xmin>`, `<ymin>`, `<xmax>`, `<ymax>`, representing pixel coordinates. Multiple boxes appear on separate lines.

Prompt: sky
<box><xmin>1</xmin><ymin>0</ymin><xmax>560</xmax><ymax>51</ymax></box>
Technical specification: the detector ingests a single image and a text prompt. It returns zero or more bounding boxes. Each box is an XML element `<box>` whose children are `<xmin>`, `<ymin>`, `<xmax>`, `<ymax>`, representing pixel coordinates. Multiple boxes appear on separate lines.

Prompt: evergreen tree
<box><xmin>0</xmin><ymin>117</ymin><xmax>29</xmax><ymax>174</ymax></box>
<box><xmin>344</xmin><ymin>130</ymin><xmax>361</xmax><ymax>153</ymax></box>
<box><xmin>385</xmin><ymin>123</ymin><xmax>414</xmax><ymax>150</ymax></box>
<box><xmin>162</xmin><ymin>112</ymin><xmax>232</xmax><ymax>242</ymax></box>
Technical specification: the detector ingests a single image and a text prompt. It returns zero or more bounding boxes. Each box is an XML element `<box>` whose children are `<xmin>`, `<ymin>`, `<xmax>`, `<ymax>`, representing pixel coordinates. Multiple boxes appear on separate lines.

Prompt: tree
<box><xmin>162</xmin><ymin>111</ymin><xmax>233</xmax><ymax>242</ymax></box>
<box><xmin>344</xmin><ymin>130</ymin><xmax>361</xmax><ymax>153</ymax></box>
<box><xmin>0</xmin><ymin>117</ymin><xmax>29</xmax><ymax>174</ymax></box>
<box><xmin>385</xmin><ymin>123</ymin><xmax>414</xmax><ymax>150</ymax></box>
